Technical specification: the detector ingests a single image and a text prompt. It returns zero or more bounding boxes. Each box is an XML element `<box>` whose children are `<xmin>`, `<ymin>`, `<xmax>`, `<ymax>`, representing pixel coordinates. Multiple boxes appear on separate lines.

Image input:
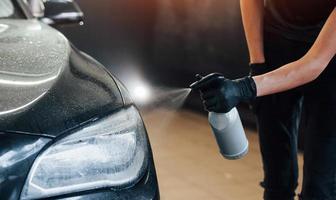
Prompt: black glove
<box><xmin>249</xmin><ymin>63</ymin><xmax>268</xmax><ymax>113</ymax></box>
<box><xmin>249</xmin><ymin>63</ymin><xmax>268</xmax><ymax>76</ymax></box>
<box><xmin>190</xmin><ymin>73</ymin><xmax>257</xmax><ymax>113</ymax></box>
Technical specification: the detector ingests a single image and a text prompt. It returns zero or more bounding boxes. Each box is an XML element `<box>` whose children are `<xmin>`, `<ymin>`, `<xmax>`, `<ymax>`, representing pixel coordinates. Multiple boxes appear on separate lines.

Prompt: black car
<box><xmin>0</xmin><ymin>0</ymin><xmax>159</xmax><ymax>199</ymax></box>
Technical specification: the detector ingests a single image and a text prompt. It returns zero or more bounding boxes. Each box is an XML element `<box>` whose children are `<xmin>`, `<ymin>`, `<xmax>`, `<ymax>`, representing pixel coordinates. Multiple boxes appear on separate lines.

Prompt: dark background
<box><xmin>57</xmin><ymin>0</ymin><xmax>253</xmax><ymax>124</ymax></box>
<box><xmin>56</xmin><ymin>0</ymin><xmax>307</xmax><ymax>150</ymax></box>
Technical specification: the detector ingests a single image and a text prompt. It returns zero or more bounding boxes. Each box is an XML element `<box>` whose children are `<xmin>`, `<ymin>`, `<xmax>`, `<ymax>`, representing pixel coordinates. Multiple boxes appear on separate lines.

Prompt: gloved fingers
<box><xmin>205</xmin><ymin>102</ymin><xmax>231</xmax><ymax>113</ymax></box>
<box><xmin>201</xmin><ymin>72</ymin><xmax>223</xmax><ymax>81</ymax></box>
<box><xmin>203</xmin><ymin>98</ymin><xmax>217</xmax><ymax>107</ymax></box>
<box><xmin>190</xmin><ymin>73</ymin><xmax>224</xmax><ymax>90</ymax></box>
<box><xmin>205</xmin><ymin>105</ymin><xmax>216</xmax><ymax>112</ymax></box>
<box><xmin>201</xmin><ymin>89</ymin><xmax>217</xmax><ymax>100</ymax></box>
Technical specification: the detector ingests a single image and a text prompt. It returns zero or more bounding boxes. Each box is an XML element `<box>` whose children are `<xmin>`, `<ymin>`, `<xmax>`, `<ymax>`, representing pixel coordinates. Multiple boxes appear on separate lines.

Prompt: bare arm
<box><xmin>240</xmin><ymin>0</ymin><xmax>265</xmax><ymax>63</ymax></box>
<box><xmin>253</xmin><ymin>8</ymin><xmax>336</xmax><ymax>96</ymax></box>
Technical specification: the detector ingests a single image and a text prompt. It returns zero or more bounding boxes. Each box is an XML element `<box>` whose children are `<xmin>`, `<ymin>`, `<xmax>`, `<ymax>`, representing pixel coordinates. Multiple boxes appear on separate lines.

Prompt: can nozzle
<box><xmin>189</xmin><ymin>74</ymin><xmax>204</xmax><ymax>89</ymax></box>
<box><xmin>190</xmin><ymin>73</ymin><xmax>224</xmax><ymax>90</ymax></box>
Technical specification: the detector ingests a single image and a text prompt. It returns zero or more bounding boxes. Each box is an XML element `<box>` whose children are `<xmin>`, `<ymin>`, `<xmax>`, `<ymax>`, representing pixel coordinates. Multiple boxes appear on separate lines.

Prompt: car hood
<box><xmin>0</xmin><ymin>19</ymin><xmax>124</xmax><ymax>137</ymax></box>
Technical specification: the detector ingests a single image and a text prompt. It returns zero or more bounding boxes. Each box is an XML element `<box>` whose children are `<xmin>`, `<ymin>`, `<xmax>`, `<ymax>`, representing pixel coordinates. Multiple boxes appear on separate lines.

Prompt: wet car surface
<box><xmin>0</xmin><ymin>1</ymin><xmax>159</xmax><ymax>199</ymax></box>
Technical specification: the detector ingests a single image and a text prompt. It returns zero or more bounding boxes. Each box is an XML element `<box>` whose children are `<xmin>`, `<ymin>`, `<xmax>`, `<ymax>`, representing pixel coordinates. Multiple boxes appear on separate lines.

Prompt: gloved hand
<box><xmin>190</xmin><ymin>73</ymin><xmax>257</xmax><ymax>113</ymax></box>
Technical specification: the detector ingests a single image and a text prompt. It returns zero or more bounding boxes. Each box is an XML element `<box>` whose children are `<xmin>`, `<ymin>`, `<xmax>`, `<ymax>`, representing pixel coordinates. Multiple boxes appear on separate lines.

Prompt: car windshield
<box><xmin>0</xmin><ymin>0</ymin><xmax>23</xmax><ymax>19</ymax></box>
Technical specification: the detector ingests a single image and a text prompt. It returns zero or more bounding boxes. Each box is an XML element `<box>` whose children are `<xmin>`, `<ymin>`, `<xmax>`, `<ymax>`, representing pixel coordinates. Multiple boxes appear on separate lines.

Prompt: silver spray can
<box><xmin>208</xmin><ymin>107</ymin><xmax>248</xmax><ymax>160</ymax></box>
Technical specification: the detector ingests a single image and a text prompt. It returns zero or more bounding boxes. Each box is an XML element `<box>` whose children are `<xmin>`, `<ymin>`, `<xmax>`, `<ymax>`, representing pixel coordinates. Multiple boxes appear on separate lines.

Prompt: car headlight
<box><xmin>20</xmin><ymin>106</ymin><xmax>148</xmax><ymax>199</ymax></box>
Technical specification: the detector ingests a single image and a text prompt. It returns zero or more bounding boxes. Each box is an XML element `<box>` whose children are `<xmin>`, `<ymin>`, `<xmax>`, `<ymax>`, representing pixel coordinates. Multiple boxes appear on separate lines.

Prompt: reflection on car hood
<box><xmin>0</xmin><ymin>20</ymin><xmax>67</xmax><ymax>116</ymax></box>
<box><xmin>0</xmin><ymin>19</ymin><xmax>124</xmax><ymax>137</ymax></box>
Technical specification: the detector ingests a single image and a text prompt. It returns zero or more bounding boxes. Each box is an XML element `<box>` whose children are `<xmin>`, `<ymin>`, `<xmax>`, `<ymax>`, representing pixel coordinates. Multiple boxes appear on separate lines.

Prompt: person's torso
<box><xmin>264</xmin><ymin>0</ymin><xmax>335</xmax><ymax>43</ymax></box>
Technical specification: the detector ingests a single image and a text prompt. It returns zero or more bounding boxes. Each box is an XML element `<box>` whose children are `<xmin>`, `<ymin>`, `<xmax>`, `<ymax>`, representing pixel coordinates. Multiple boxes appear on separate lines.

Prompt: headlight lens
<box><xmin>21</xmin><ymin>106</ymin><xmax>148</xmax><ymax>199</ymax></box>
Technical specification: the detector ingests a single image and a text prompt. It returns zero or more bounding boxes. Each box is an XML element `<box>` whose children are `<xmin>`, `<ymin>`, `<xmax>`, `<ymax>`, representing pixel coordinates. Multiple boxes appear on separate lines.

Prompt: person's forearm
<box><xmin>253</xmin><ymin>56</ymin><xmax>327</xmax><ymax>96</ymax></box>
<box><xmin>240</xmin><ymin>0</ymin><xmax>265</xmax><ymax>64</ymax></box>
<box><xmin>253</xmin><ymin>8</ymin><xmax>336</xmax><ymax>97</ymax></box>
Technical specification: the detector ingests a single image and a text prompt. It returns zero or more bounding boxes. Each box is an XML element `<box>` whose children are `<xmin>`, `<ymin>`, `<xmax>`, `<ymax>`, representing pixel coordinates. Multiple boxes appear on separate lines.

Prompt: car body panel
<box><xmin>0</xmin><ymin>19</ymin><xmax>124</xmax><ymax>137</ymax></box>
<box><xmin>0</xmin><ymin>133</ymin><xmax>51</xmax><ymax>200</ymax></box>
<box><xmin>0</xmin><ymin>3</ymin><xmax>159</xmax><ymax>200</ymax></box>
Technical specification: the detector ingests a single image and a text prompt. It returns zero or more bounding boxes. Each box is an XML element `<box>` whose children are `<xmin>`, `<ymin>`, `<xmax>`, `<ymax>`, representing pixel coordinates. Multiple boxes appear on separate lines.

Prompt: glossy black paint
<box><xmin>0</xmin><ymin>133</ymin><xmax>51</xmax><ymax>200</ymax></box>
<box><xmin>0</xmin><ymin>5</ymin><xmax>159</xmax><ymax>199</ymax></box>
<box><xmin>0</xmin><ymin>20</ymin><xmax>124</xmax><ymax>137</ymax></box>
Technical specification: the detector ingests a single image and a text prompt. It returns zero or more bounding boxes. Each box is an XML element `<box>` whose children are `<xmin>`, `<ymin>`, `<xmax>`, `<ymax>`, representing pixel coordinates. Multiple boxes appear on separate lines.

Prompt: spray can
<box><xmin>190</xmin><ymin>73</ymin><xmax>248</xmax><ymax>159</ymax></box>
<box><xmin>208</xmin><ymin>108</ymin><xmax>248</xmax><ymax>160</ymax></box>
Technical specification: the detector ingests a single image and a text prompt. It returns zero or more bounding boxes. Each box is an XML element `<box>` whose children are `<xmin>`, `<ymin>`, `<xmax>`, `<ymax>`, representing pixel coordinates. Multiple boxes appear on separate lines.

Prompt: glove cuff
<box><xmin>237</xmin><ymin>76</ymin><xmax>257</xmax><ymax>101</ymax></box>
<box><xmin>247</xmin><ymin>76</ymin><xmax>257</xmax><ymax>99</ymax></box>
<box><xmin>249</xmin><ymin>63</ymin><xmax>268</xmax><ymax>76</ymax></box>
<box><xmin>249</xmin><ymin>63</ymin><xmax>266</xmax><ymax>68</ymax></box>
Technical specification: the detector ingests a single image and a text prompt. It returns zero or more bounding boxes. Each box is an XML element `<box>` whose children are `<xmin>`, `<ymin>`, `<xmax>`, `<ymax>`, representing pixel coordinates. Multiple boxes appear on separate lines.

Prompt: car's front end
<box><xmin>0</xmin><ymin>0</ymin><xmax>159</xmax><ymax>199</ymax></box>
<box><xmin>18</xmin><ymin>106</ymin><xmax>159</xmax><ymax>200</ymax></box>
<box><xmin>0</xmin><ymin>106</ymin><xmax>159</xmax><ymax>199</ymax></box>
<box><xmin>0</xmin><ymin>106</ymin><xmax>159</xmax><ymax>200</ymax></box>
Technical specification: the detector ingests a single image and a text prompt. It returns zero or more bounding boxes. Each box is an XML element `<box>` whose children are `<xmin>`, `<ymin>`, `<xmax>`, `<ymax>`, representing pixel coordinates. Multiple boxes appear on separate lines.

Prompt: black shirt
<box><xmin>264</xmin><ymin>0</ymin><xmax>335</xmax><ymax>43</ymax></box>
